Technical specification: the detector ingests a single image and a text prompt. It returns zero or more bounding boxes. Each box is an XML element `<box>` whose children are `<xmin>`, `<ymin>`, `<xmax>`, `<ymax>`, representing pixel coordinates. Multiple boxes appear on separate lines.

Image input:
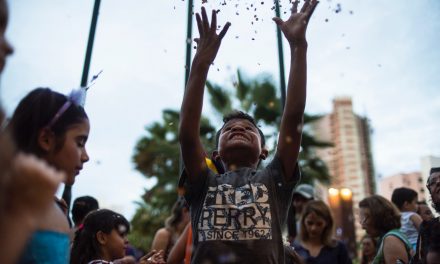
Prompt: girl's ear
<box><xmin>37</xmin><ymin>128</ymin><xmax>55</xmax><ymax>153</ymax></box>
<box><xmin>96</xmin><ymin>231</ymin><xmax>107</xmax><ymax>245</ymax></box>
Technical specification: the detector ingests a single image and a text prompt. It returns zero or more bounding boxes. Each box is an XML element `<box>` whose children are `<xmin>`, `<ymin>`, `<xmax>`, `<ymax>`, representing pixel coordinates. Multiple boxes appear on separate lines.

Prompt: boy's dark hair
<box><xmin>359</xmin><ymin>195</ymin><xmax>401</xmax><ymax>235</ymax></box>
<box><xmin>215</xmin><ymin>110</ymin><xmax>265</xmax><ymax>149</ymax></box>
<box><xmin>70</xmin><ymin>209</ymin><xmax>129</xmax><ymax>264</ymax></box>
<box><xmin>391</xmin><ymin>187</ymin><xmax>418</xmax><ymax>210</ymax></box>
<box><xmin>72</xmin><ymin>196</ymin><xmax>99</xmax><ymax>226</ymax></box>
<box><xmin>8</xmin><ymin>88</ymin><xmax>88</xmax><ymax>156</ymax></box>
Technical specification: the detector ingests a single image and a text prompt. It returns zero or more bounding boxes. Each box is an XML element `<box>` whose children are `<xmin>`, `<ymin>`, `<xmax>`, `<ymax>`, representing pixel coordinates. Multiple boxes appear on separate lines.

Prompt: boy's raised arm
<box><xmin>179</xmin><ymin>7</ymin><xmax>230</xmax><ymax>182</ymax></box>
<box><xmin>273</xmin><ymin>0</ymin><xmax>318</xmax><ymax>181</ymax></box>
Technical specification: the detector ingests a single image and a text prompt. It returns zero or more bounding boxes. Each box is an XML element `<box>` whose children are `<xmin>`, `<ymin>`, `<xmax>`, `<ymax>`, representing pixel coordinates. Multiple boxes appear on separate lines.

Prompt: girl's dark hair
<box><xmin>8</xmin><ymin>88</ymin><xmax>88</xmax><ymax>156</ymax></box>
<box><xmin>165</xmin><ymin>197</ymin><xmax>189</xmax><ymax>233</ymax></box>
<box><xmin>359</xmin><ymin>195</ymin><xmax>401</xmax><ymax>235</ymax></box>
<box><xmin>391</xmin><ymin>187</ymin><xmax>418</xmax><ymax>210</ymax></box>
<box><xmin>70</xmin><ymin>209</ymin><xmax>130</xmax><ymax>264</ymax></box>
<box><xmin>299</xmin><ymin>200</ymin><xmax>335</xmax><ymax>247</ymax></box>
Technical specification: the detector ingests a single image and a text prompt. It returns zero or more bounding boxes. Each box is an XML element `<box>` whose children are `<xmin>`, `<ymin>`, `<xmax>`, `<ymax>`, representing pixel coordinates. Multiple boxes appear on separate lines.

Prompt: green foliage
<box><xmin>130</xmin><ymin>109</ymin><xmax>216</xmax><ymax>251</ymax></box>
<box><xmin>129</xmin><ymin>69</ymin><xmax>332</xmax><ymax>251</ymax></box>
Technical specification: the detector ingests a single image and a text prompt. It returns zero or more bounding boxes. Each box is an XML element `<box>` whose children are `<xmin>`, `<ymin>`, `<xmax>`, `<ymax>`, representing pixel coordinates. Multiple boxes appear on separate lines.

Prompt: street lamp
<box><xmin>328</xmin><ymin>187</ymin><xmax>357</xmax><ymax>260</ymax></box>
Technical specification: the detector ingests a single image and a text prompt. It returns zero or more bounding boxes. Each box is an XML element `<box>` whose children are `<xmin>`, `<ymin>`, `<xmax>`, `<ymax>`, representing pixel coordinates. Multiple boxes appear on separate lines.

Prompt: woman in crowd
<box><xmin>291</xmin><ymin>200</ymin><xmax>352</xmax><ymax>264</ymax></box>
<box><xmin>151</xmin><ymin>197</ymin><xmax>190</xmax><ymax>261</ymax></box>
<box><xmin>360</xmin><ymin>234</ymin><xmax>378</xmax><ymax>264</ymax></box>
<box><xmin>359</xmin><ymin>195</ymin><xmax>412</xmax><ymax>264</ymax></box>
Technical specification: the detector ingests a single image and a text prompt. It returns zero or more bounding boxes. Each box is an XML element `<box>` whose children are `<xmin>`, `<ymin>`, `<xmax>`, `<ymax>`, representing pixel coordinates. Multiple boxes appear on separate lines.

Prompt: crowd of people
<box><xmin>0</xmin><ymin>0</ymin><xmax>439</xmax><ymax>263</ymax></box>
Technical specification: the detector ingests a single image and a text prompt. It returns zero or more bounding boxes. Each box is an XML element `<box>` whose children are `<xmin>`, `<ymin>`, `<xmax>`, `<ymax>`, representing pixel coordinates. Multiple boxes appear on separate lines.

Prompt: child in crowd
<box><xmin>72</xmin><ymin>195</ymin><xmax>100</xmax><ymax>231</ymax></box>
<box><xmin>0</xmin><ymin>1</ymin><xmax>66</xmax><ymax>263</ymax></box>
<box><xmin>8</xmin><ymin>87</ymin><xmax>91</xmax><ymax>263</ymax></box>
<box><xmin>417</xmin><ymin>201</ymin><xmax>433</xmax><ymax>222</ymax></box>
<box><xmin>391</xmin><ymin>187</ymin><xmax>423</xmax><ymax>250</ymax></box>
<box><xmin>70</xmin><ymin>209</ymin><xmax>129</xmax><ymax>264</ymax></box>
<box><xmin>71</xmin><ymin>209</ymin><xmax>165</xmax><ymax>264</ymax></box>
<box><xmin>178</xmin><ymin>0</ymin><xmax>318</xmax><ymax>262</ymax></box>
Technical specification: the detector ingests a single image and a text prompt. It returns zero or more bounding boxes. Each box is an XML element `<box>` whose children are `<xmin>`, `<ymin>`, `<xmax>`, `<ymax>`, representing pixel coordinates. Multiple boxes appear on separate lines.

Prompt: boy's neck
<box><xmin>223</xmin><ymin>161</ymin><xmax>258</xmax><ymax>172</ymax></box>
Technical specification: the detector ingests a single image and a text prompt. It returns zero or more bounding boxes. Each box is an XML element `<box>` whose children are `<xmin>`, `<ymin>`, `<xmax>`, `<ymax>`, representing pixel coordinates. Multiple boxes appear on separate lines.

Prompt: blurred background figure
<box><xmin>416</xmin><ymin>201</ymin><xmax>433</xmax><ymax>222</ymax></box>
<box><xmin>291</xmin><ymin>200</ymin><xmax>352</xmax><ymax>264</ymax></box>
<box><xmin>0</xmin><ymin>0</ymin><xmax>65</xmax><ymax>263</ymax></box>
<box><xmin>414</xmin><ymin>167</ymin><xmax>440</xmax><ymax>263</ymax></box>
<box><xmin>360</xmin><ymin>234</ymin><xmax>377</xmax><ymax>264</ymax></box>
<box><xmin>287</xmin><ymin>184</ymin><xmax>315</xmax><ymax>243</ymax></box>
<box><xmin>72</xmin><ymin>195</ymin><xmax>99</xmax><ymax>231</ymax></box>
<box><xmin>359</xmin><ymin>195</ymin><xmax>412</xmax><ymax>264</ymax></box>
<box><xmin>151</xmin><ymin>197</ymin><xmax>189</xmax><ymax>261</ymax></box>
<box><xmin>425</xmin><ymin>220</ymin><xmax>440</xmax><ymax>264</ymax></box>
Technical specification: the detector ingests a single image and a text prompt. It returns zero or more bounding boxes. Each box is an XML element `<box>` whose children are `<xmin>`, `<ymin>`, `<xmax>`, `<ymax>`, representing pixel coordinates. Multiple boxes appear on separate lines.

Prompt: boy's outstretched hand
<box><xmin>273</xmin><ymin>0</ymin><xmax>318</xmax><ymax>45</ymax></box>
<box><xmin>194</xmin><ymin>7</ymin><xmax>231</xmax><ymax>66</ymax></box>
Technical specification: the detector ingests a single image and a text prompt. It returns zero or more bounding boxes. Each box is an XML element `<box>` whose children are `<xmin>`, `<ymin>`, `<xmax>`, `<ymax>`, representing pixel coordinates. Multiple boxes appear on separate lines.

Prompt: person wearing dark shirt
<box><xmin>291</xmin><ymin>200</ymin><xmax>352</xmax><ymax>264</ymax></box>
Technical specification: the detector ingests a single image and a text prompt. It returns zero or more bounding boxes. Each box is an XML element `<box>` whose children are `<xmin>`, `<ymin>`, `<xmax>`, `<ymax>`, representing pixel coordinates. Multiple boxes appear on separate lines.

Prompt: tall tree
<box><xmin>207</xmin><ymin>69</ymin><xmax>332</xmax><ymax>184</ymax></box>
<box><xmin>129</xmin><ymin>109</ymin><xmax>216</xmax><ymax>250</ymax></box>
<box><xmin>129</xmin><ymin>70</ymin><xmax>332</xmax><ymax>251</ymax></box>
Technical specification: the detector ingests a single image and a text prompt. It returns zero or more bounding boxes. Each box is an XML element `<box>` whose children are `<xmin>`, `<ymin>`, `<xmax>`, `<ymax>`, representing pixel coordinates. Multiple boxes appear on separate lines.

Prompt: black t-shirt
<box><xmin>184</xmin><ymin>157</ymin><xmax>300</xmax><ymax>264</ymax></box>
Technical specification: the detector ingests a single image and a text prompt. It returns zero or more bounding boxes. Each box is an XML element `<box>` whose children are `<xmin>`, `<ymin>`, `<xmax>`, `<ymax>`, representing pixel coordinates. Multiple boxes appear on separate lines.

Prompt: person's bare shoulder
<box><xmin>383</xmin><ymin>235</ymin><xmax>408</xmax><ymax>263</ymax></box>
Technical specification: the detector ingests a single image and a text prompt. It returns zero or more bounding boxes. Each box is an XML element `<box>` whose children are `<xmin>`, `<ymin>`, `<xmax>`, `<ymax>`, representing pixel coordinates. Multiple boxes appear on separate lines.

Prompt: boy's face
<box><xmin>404</xmin><ymin>197</ymin><xmax>418</xmax><ymax>212</ymax></box>
<box><xmin>217</xmin><ymin>118</ymin><xmax>263</xmax><ymax>165</ymax></box>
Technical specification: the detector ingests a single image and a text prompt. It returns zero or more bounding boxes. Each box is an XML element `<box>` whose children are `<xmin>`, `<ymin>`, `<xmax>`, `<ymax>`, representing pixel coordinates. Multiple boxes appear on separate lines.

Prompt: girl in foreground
<box><xmin>9</xmin><ymin>87</ymin><xmax>90</xmax><ymax>263</ymax></box>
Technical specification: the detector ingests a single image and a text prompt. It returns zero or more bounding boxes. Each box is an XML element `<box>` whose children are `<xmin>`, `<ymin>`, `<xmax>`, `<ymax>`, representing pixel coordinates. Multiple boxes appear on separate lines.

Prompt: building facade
<box><xmin>310</xmin><ymin>97</ymin><xmax>376</xmax><ymax>241</ymax></box>
<box><xmin>378</xmin><ymin>172</ymin><xmax>425</xmax><ymax>201</ymax></box>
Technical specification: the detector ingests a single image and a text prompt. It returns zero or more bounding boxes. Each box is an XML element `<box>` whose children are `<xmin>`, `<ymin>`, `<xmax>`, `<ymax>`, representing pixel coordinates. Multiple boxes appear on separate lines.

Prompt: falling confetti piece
<box><xmin>335</xmin><ymin>3</ymin><xmax>342</xmax><ymax>13</ymax></box>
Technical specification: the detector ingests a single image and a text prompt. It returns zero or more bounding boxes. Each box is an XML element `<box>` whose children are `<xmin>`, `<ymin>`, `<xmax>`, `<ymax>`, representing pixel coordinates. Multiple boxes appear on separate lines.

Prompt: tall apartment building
<box><xmin>378</xmin><ymin>172</ymin><xmax>425</xmax><ymax>201</ymax></box>
<box><xmin>310</xmin><ymin>97</ymin><xmax>376</xmax><ymax>240</ymax></box>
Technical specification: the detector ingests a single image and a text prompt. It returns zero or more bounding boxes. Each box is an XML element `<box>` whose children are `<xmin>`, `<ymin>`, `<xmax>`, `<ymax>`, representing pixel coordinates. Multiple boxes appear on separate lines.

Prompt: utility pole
<box><xmin>62</xmin><ymin>0</ymin><xmax>101</xmax><ymax>221</ymax></box>
<box><xmin>274</xmin><ymin>1</ymin><xmax>287</xmax><ymax>110</ymax></box>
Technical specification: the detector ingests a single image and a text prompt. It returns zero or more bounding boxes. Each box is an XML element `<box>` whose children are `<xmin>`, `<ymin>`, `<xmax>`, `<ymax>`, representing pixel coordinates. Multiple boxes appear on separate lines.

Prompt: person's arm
<box><xmin>151</xmin><ymin>228</ymin><xmax>171</xmax><ymax>252</ymax></box>
<box><xmin>179</xmin><ymin>7</ymin><xmax>230</xmax><ymax>182</ymax></box>
<box><xmin>0</xmin><ymin>154</ymin><xmax>64</xmax><ymax>264</ymax></box>
<box><xmin>383</xmin><ymin>236</ymin><xmax>409</xmax><ymax>264</ymax></box>
<box><xmin>410</xmin><ymin>213</ymin><xmax>423</xmax><ymax>231</ymax></box>
<box><xmin>272</xmin><ymin>0</ymin><xmax>318</xmax><ymax>181</ymax></box>
<box><xmin>167</xmin><ymin>223</ymin><xmax>190</xmax><ymax>264</ymax></box>
<box><xmin>139</xmin><ymin>250</ymin><xmax>166</xmax><ymax>264</ymax></box>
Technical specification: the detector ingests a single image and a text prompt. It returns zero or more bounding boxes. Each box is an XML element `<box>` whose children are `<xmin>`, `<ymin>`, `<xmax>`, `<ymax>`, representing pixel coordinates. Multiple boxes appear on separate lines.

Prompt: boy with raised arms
<box><xmin>179</xmin><ymin>1</ymin><xmax>318</xmax><ymax>263</ymax></box>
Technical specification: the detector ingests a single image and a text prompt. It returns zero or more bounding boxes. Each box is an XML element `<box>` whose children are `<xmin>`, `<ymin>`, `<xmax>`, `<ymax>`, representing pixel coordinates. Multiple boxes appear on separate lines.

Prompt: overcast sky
<box><xmin>1</xmin><ymin>0</ymin><xmax>439</xmax><ymax>219</ymax></box>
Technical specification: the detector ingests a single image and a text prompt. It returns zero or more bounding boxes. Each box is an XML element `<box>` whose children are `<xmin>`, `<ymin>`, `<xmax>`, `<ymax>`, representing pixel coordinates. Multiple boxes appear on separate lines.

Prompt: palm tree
<box><xmin>206</xmin><ymin>69</ymin><xmax>332</xmax><ymax>184</ymax></box>
<box><xmin>129</xmin><ymin>69</ymin><xmax>332</xmax><ymax>251</ymax></box>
